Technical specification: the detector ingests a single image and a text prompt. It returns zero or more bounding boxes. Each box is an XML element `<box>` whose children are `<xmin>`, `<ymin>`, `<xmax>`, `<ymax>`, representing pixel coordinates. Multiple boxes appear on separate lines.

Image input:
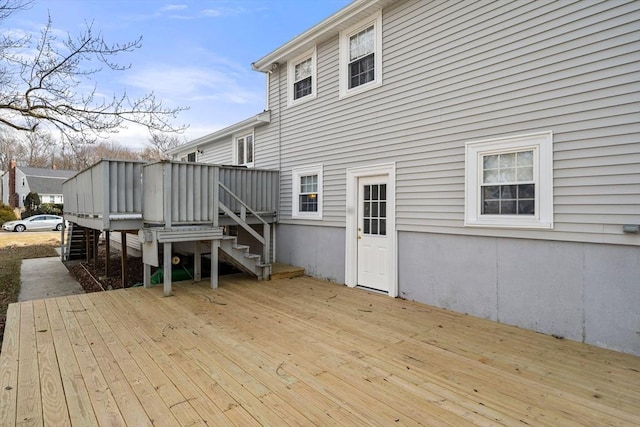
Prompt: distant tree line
<box><xmin>0</xmin><ymin>129</ymin><xmax>183</xmax><ymax>171</ymax></box>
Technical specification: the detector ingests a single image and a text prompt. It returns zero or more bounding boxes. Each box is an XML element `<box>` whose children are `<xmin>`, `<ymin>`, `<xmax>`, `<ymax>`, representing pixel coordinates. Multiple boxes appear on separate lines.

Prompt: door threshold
<box><xmin>355</xmin><ymin>285</ymin><xmax>388</xmax><ymax>295</ymax></box>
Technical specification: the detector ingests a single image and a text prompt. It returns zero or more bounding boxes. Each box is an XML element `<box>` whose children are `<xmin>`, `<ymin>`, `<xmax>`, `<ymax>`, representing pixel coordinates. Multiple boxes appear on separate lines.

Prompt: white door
<box><xmin>356</xmin><ymin>175</ymin><xmax>391</xmax><ymax>292</ymax></box>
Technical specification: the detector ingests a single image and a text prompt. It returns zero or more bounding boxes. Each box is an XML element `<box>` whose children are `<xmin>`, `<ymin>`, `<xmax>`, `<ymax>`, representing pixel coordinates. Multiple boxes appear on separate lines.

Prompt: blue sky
<box><xmin>3</xmin><ymin>0</ymin><xmax>351</xmax><ymax>148</ymax></box>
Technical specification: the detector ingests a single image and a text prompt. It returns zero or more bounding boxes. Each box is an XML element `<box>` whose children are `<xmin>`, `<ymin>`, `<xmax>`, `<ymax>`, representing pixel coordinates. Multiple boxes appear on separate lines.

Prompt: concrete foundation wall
<box><xmin>277</xmin><ymin>224</ymin><xmax>345</xmax><ymax>283</ymax></box>
<box><xmin>399</xmin><ymin>232</ymin><xmax>640</xmax><ymax>356</ymax></box>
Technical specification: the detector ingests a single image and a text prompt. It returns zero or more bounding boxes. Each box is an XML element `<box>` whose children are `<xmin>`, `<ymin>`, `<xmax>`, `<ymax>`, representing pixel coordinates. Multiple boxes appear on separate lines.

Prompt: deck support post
<box><xmin>104</xmin><ymin>231</ymin><xmax>111</xmax><ymax>277</ymax></box>
<box><xmin>60</xmin><ymin>222</ymin><xmax>65</xmax><ymax>261</ymax></box>
<box><xmin>194</xmin><ymin>241</ymin><xmax>201</xmax><ymax>282</ymax></box>
<box><xmin>143</xmin><ymin>263</ymin><xmax>151</xmax><ymax>288</ymax></box>
<box><xmin>121</xmin><ymin>232</ymin><xmax>128</xmax><ymax>287</ymax></box>
<box><xmin>210</xmin><ymin>240</ymin><xmax>219</xmax><ymax>289</ymax></box>
<box><xmin>92</xmin><ymin>230</ymin><xmax>98</xmax><ymax>266</ymax></box>
<box><xmin>163</xmin><ymin>242</ymin><xmax>172</xmax><ymax>296</ymax></box>
<box><xmin>84</xmin><ymin>228</ymin><xmax>90</xmax><ymax>262</ymax></box>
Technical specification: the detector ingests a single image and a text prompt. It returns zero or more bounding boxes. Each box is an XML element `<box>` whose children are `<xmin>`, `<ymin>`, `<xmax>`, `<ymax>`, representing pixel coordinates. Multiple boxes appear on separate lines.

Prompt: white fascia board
<box><xmin>251</xmin><ymin>0</ymin><xmax>396</xmax><ymax>73</ymax></box>
<box><xmin>165</xmin><ymin>111</ymin><xmax>271</xmax><ymax>157</ymax></box>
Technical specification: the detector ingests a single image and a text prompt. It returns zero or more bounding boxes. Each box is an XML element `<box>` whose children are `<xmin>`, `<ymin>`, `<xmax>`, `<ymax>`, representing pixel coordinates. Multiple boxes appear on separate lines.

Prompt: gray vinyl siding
<box><xmin>197</xmin><ymin>138</ymin><xmax>233</xmax><ymax>165</ymax></box>
<box><xmin>258</xmin><ymin>0</ymin><xmax>639</xmax><ymax>246</ymax></box>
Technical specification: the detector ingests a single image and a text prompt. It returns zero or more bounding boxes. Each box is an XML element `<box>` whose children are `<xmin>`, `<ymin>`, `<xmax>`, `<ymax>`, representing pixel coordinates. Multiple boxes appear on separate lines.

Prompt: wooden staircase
<box><xmin>218</xmin><ymin>236</ymin><xmax>271</xmax><ymax>280</ymax></box>
<box><xmin>64</xmin><ymin>223</ymin><xmax>97</xmax><ymax>261</ymax></box>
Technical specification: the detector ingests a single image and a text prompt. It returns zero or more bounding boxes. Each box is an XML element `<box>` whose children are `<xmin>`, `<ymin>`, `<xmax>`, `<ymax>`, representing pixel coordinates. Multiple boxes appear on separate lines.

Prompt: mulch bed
<box><xmin>67</xmin><ymin>246</ymin><xmax>145</xmax><ymax>293</ymax></box>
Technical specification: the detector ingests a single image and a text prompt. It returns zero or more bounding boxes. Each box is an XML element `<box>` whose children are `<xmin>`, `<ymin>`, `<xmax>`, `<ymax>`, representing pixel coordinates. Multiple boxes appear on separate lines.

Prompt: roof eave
<box><xmin>252</xmin><ymin>0</ymin><xmax>395</xmax><ymax>73</ymax></box>
<box><xmin>165</xmin><ymin>110</ymin><xmax>271</xmax><ymax>156</ymax></box>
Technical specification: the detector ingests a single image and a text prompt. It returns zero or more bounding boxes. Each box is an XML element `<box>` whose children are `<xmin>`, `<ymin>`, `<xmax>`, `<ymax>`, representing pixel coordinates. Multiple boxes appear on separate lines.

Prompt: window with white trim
<box><xmin>465</xmin><ymin>132</ymin><xmax>553</xmax><ymax>229</ymax></box>
<box><xmin>292</xmin><ymin>164</ymin><xmax>323</xmax><ymax>219</ymax></box>
<box><xmin>339</xmin><ymin>11</ymin><xmax>382</xmax><ymax>98</ymax></box>
<box><xmin>288</xmin><ymin>48</ymin><xmax>317</xmax><ymax>106</ymax></box>
<box><xmin>178</xmin><ymin>151</ymin><xmax>196</xmax><ymax>162</ymax></box>
<box><xmin>235</xmin><ymin>133</ymin><xmax>254</xmax><ymax>167</ymax></box>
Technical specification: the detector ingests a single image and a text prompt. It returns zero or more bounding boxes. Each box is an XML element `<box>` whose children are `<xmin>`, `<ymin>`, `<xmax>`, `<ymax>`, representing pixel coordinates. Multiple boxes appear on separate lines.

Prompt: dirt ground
<box><xmin>68</xmin><ymin>246</ymin><xmax>145</xmax><ymax>292</ymax></box>
<box><xmin>0</xmin><ymin>229</ymin><xmax>143</xmax><ymax>292</ymax></box>
<box><xmin>0</xmin><ymin>230</ymin><xmax>61</xmax><ymax>249</ymax></box>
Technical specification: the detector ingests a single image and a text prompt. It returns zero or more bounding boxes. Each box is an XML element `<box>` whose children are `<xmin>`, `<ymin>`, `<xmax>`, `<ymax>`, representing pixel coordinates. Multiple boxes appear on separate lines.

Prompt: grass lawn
<box><xmin>0</xmin><ymin>231</ymin><xmax>60</xmax><ymax>349</ymax></box>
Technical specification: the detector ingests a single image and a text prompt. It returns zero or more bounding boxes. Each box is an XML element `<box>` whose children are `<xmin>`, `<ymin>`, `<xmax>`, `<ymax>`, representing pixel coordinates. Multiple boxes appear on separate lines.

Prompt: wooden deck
<box><xmin>1</xmin><ymin>275</ymin><xmax>639</xmax><ymax>426</ymax></box>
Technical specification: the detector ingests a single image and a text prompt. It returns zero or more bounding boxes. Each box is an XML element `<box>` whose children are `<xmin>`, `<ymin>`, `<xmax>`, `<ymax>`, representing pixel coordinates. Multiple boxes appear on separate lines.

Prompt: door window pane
<box><xmin>362</xmin><ymin>183</ymin><xmax>387</xmax><ymax>236</ymax></box>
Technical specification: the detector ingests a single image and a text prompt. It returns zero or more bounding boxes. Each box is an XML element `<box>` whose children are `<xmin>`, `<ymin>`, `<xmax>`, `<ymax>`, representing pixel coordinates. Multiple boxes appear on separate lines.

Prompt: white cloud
<box><xmin>159</xmin><ymin>4</ymin><xmax>188</xmax><ymax>12</ymax></box>
<box><xmin>123</xmin><ymin>64</ymin><xmax>262</xmax><ymax>105</ymax></box>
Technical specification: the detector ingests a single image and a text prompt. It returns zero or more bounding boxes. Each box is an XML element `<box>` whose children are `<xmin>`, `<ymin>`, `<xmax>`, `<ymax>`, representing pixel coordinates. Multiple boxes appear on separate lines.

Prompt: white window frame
<box><xmin>339</xmin><ymin>10</ymin><xmax>383</xmax><ymax>98</ymax></box>
<box><xmin>181</xmin><ymin>152</ymin><xmax>197</xmax><ymax>162</ymax></box>
<box><xmin>465</xmin><ymin>131</ymin><xmax>553</xmax><ymax>229</ymax></box>
<box><xmin>234</xmin><ymin>132</ymin><xmax>254</xmax><ymax>167</ymax></box>
<box><xmin>292</xmin><ymin>164</ymin><xmax>323</xmax><ymax>220</ymax></box>
<box><xmin>287</xmin><ymin>47</ymin><xmax>317</xmax><ymax>107</ymax></box>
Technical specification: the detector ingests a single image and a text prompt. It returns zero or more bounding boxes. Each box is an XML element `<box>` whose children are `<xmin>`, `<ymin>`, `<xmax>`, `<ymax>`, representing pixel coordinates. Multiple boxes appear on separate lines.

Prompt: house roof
<box><xmin>25</xmin><ymin>176</ymin><xmax>68</xmax><ymax>195</ymax></box>
<box><xmin>19</xmin><ymin>166</ymin><xmax>76</xmax><ymax>179</ymax></box>
<box><xmin>165</xmin><ymin>111</ymin><xmax>271</xmax><ymax>156</ymax></box>
<box><xmin>251</xmin><ymin>0</ymin><xmax>397</xmax><ymax>73</ymax></box>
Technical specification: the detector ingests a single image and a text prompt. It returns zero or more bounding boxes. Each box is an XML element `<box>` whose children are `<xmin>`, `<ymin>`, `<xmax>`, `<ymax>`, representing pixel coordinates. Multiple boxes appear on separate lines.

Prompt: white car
<box><xmin>2</xmin><ymin>214</ymin><xmax>65</xmax><ymax>232</ymax></box>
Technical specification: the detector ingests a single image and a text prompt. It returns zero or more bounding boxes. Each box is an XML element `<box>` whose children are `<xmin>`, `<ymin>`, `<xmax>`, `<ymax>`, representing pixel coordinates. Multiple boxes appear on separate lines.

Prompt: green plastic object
<box><xmin>150</xmin><ymin>266</ymin><xmax>194</xmax><ymax>284</ymax></box>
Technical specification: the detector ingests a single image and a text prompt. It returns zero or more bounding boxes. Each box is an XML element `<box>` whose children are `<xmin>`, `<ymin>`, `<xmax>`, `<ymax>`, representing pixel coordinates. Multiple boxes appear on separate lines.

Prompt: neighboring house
<box><xmin>1</xmin><ymin>160</ymin><xmax>76</xmax><ymax>209</ymax></box>
<box><xmin>170</xmin><ymin>0</ymin><xmax>640</xmax><ymax>355</ymax></box>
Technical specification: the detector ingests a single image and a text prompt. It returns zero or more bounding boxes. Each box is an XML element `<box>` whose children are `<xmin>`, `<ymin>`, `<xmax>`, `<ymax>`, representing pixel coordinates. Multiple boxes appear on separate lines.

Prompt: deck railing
<box><xmin>142</xmin><ymin>161</ymin><xmax>279</xmax><ymax>227</ymax></box>
<box><xmin>64</xmin><ymin>159</ymin><xmax>279</xmax><ymax>262</ymax></box>
<box><xmin>142</xmin><ymin>161</ymin><xmax>279</xmax><ymax>263</ymax></box>
<box><xmin>63</xmin><ymin>160</ymin><xmax>146</xmax><ymax>231</ymax></box>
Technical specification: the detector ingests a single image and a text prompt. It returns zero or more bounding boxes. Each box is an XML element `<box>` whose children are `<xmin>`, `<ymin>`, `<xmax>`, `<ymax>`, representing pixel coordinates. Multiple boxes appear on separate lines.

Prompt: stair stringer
<box><xmin>219</xmin><ymin>236</ymin><xmax>271</xmax><ymax>280</ymax></box>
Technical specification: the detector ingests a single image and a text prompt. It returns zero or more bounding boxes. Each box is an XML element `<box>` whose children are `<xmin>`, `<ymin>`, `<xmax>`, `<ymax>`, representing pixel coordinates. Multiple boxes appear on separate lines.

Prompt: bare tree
<box><xmin>23</xmin><ymin>128</ymin><xmax>56</xmax><ymax>167</ymax></box>
<box><xmin>140</xmin><ymin>132</ymin><xmax>184</xmax><ymax>160</ymax></box>
<box><xmin>0</xmin><ymin>129</ymin><xmax>26</xmax><ymax>170</ymax></box>
<box><xmin>0</xmin><ymin>0</ymin><xmax>187</xmax><ymax>145</ymax></box>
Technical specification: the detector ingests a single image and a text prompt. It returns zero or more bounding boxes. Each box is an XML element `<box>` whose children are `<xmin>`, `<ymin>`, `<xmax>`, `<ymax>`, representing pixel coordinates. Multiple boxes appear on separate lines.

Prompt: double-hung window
<box><xmin>339</xmin><ymin>11</ymin><xmax>382</xmax><ymax>97</ymax></box>
<box><xmin>292</xmin><ymin>164</ymin><xmax>323</xmax><ymax>219</ymax></box>
<box><xmin>465</xmin><ymin>132</ymin><xmax>553</xmax><ymax>229</ymax></box>
<box><xmin>179</xmin><ymin>152</ymin><xmax>196</xmax><ymax>162</ymax></box>
<box><xmin>236</xmin><ymin>134</ymin><xmax>254</xmax><ymax>167</ymax></box>
<box><xmin>288</xmin><ymin>48</ymin><xmax>317</xmax><ymax>106</ymax></box>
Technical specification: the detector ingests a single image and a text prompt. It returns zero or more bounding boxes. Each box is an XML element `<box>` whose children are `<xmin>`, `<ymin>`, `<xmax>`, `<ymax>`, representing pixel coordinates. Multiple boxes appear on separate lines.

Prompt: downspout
<box><xmin>251</xmin><ymin>61</ymin><xmax>282</xmax><ymax>263</ymax></box>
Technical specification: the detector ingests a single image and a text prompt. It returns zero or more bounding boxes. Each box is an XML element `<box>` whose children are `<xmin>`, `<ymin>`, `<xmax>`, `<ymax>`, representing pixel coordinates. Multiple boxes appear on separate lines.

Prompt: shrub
<box><xmin>38</xmin><ymin>203</ymin><xmax>63</xmax><ymax>216</ymax></box>
<box><xmin>0</xmin><ymin>203</ymin><xmax>17</xmax><ymax>226</ymax></box>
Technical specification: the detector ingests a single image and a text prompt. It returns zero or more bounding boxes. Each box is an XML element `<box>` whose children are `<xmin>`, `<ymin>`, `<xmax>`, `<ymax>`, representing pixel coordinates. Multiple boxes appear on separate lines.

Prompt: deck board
<box><xmin>1</xmin><ymin>275</ymin><xmax>639</xmax><ymax>426</ymax></box>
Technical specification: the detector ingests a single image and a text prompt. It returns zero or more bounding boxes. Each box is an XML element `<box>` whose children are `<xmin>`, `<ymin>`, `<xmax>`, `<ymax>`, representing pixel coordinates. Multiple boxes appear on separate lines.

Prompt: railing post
<box><xmin>163</xmin><ymin>162</ymin><xmax>172</xmax><ymax>229</ymax></box>
<box><xmin>102</xmin><ymin>160</ymin><xmax>110</xmax><ymax>230</ymax></box>
<box><xmin>213</xmin><ymin>166</ymin><xmax>219</xmax><ymax>227</ymax></box>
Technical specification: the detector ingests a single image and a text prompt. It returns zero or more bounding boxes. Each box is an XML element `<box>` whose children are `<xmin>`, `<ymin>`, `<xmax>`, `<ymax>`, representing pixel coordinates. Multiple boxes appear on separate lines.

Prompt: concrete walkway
<box><xmin>18</xmin><ymin>257</ymin><xmax>84</xmax><ymax>302</ymax></box>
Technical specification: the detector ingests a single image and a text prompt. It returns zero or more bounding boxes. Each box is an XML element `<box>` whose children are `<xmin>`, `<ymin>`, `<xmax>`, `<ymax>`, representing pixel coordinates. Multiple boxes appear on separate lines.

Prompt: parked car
<box><xmin>2</xmin><ymin>214</ymin><xmax>65</xmax><ymax>232</ymax></box>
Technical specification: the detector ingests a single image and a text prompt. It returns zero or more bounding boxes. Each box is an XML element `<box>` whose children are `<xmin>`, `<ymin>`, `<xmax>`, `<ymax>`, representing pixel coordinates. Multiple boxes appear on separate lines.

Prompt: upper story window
<box><xmin>179</xmin><ymin>152</ymin><xmax>196</xmax><ymax>162</ymax></box>
<box><xmin>288</xmin><ymin>48</ymin><xmax>317</xmax><ymax>106</ymax></box>
<box><xmin>292</xmin><ymin>164</ymin><xmax>323</xmax><ymax>220</ymax></box>
<box><xmin>21</xmin><ymin>177</ymin><xmax>26</xmax><ymax>186</ymax></box>
<box><xmin>465</xmin><ymin>132</ymin><xmax>553</xmax><ymax>229</ymax></box>
<box><xmin>339</xmin><ymin>10</ymin><xmax>382</xmax><ymax>98</ymax></box>
<box><xmin>236</xmin><ymin>133</ymin><xmax>254</xmax><ymax>167</ymax></box>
